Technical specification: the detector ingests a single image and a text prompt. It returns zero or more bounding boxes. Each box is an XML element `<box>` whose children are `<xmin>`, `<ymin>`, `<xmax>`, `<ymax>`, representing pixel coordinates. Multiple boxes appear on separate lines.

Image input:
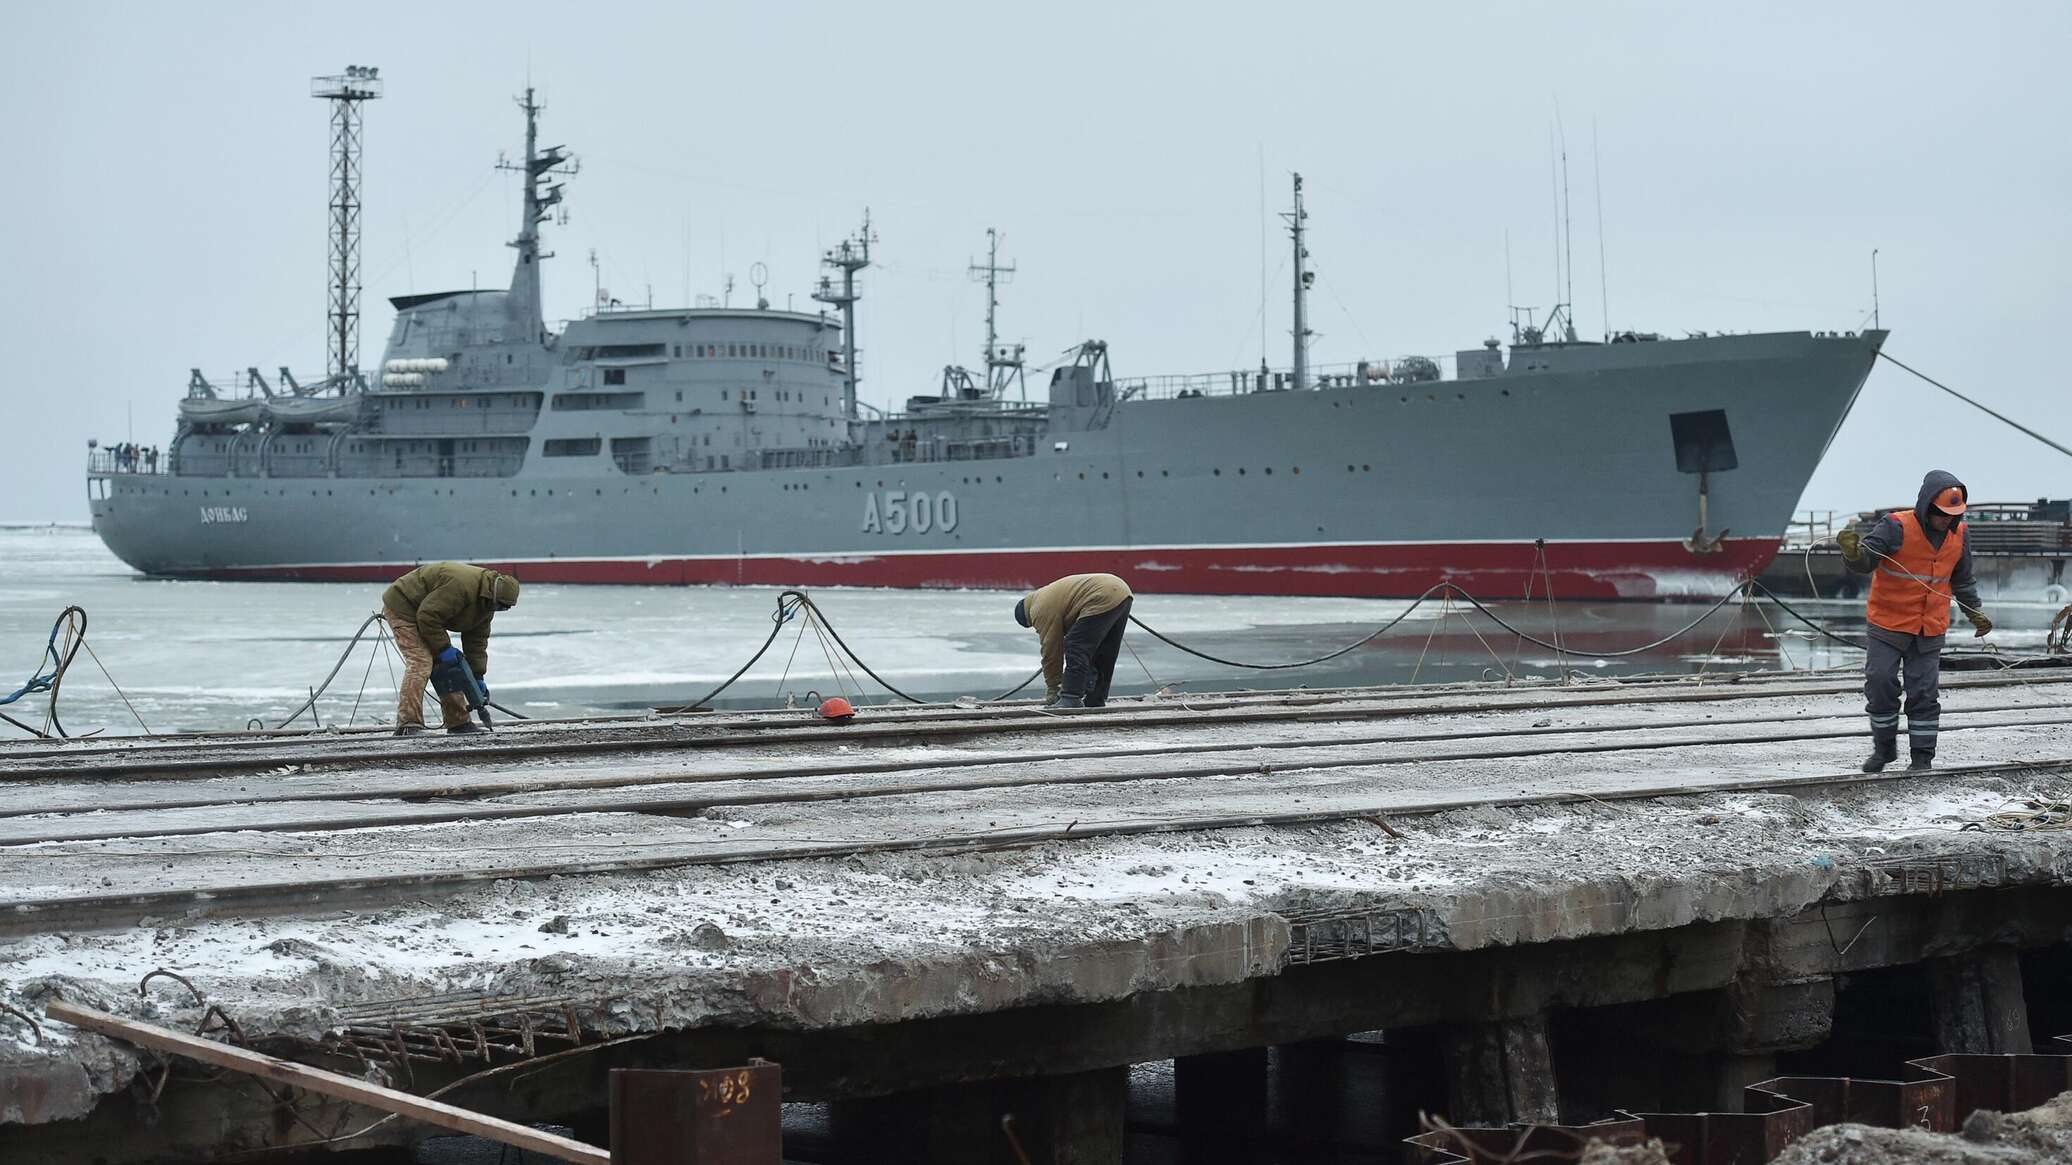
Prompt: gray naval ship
<box><xmin>89</xmin><ymin>90</ymin><xmax>1886</xmax><ymax>599</ymax></box>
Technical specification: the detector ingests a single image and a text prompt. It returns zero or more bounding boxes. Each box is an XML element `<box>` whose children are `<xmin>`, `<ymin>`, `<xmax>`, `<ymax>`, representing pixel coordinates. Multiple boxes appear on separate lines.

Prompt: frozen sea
<box><xmin>1</xmin><ymin>523</ymin><xmax>2050</xmax><ymax>738</ymax></box>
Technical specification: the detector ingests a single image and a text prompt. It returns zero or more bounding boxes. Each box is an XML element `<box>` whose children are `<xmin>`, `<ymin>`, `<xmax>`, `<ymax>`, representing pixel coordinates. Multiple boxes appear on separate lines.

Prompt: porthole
<box><xmin>1213</xmin><ymin>468</ymin><xmax>1221</xmax><ymax>476</ymax></box>
<box><xmin>1264</xmin><ymin>467</ymin><xmax>1273</xmax><ymax>475</ymax></box>
<box><xmin>1363</xmin><ymin>464</ymin><xmax>1372</xmax><ymax>472</ymax></box>
<box><xmin>1237</xmin><ymin>468</ymin><xmax>1246</xmax><ymax>476</ymax></box>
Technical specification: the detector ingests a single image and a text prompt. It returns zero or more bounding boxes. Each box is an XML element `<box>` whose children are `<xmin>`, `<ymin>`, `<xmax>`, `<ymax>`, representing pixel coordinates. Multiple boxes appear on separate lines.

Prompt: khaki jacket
<box><xmin>382</xmin><ymin>562</ymin><xmax>508</xmax><ymax>676</ymax></box>
<box><xmin>1024</xmin><ymin>573</ymin><xmax>1133</xmax><ymax>699</ymax></box>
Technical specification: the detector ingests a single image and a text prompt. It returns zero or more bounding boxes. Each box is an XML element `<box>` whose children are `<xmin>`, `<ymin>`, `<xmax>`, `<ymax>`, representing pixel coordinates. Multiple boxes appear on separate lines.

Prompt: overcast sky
<box><xmin>3</xmin><ymin>1</ymin><xmax>2066</xmax><ymax>522</ymax></box>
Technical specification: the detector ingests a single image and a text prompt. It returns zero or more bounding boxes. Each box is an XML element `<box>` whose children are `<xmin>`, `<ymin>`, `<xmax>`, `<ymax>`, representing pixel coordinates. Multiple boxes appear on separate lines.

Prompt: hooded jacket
<box><xmin>381</xmin><ymin>562</ymin><xmax>519</xmax><ymax>676</ymax></box>
<box><xmin>1844</xmin><ymin>469</ymin><xmax>1979</xmax><ymax>635</ymax></box>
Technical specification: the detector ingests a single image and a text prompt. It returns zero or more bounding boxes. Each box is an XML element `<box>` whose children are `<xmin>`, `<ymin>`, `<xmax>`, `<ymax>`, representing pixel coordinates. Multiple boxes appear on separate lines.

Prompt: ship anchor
<box><xmin>1683</xmin><ymin>469</ymin><xmax>1730</xmax><ymax>555</ymax></box>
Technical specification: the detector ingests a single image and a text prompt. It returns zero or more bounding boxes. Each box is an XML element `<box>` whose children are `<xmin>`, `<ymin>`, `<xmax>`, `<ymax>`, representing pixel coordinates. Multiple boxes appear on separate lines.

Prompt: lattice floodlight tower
<box><xmin>310</xmin><ymin>66</ymin><xmax>383</xmax><ymax>383</ymax></box>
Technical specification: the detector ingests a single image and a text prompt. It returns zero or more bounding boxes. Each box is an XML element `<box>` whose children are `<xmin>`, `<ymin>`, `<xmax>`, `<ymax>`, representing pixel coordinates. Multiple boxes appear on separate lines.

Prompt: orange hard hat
<box><xmin>1933</xmin><ymin>486</ymin><xmax>1967</xmax><ymax>515</ymax></box>
<box><xmin>818</xmin><ymin>696</ymin><xmax>856</xmax><ymax>722</ymax></box>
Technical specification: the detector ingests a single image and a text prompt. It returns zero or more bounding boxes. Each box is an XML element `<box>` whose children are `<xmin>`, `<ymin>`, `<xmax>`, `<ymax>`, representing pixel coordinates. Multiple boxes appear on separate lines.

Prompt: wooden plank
<box><xmin>14</xmin><ymin>671</ymin><xmax>2064</xmax><ymax>782</ymax></box>
<box><xmin>43</xmin><ymin>1000</ymin><xmax>612</xmax><ymax>1165</ymax></box>
<box><xmin>0</xmin><ymin>708</ymin><xmax>2058</xmax><ymax>847</ymax></box>
<box><xmin>5</xmin><ymin>682</ymin><xmax>2064</xmax><ymax>824</ymax></box>
<box><xmin>5</xmin><ymin>742</ymin><xmax>2068</xmax><ymax>931</ymax></box>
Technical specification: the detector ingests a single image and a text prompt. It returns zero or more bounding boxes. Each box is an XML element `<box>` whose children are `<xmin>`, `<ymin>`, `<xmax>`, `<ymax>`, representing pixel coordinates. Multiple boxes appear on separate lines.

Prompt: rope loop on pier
<box><xmin>0</xmin><ymin>606</ymin><xmax>149</xmax><ymax>739</ymax></box>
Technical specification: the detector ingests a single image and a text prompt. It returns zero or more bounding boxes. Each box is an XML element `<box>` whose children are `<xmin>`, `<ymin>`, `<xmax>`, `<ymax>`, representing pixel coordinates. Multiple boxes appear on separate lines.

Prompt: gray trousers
<box><xmin>1864</xmin><ymin>626</ymin><xmax>1943</xmax><ymax>756</ymax></box>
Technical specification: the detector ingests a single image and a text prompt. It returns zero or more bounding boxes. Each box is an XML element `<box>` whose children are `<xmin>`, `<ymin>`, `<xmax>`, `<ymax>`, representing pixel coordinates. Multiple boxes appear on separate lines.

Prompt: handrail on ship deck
<box><xmin>1115</xmin><ymin>356</ymin><xmax>1458</xmax><ymax>402</ymax></box>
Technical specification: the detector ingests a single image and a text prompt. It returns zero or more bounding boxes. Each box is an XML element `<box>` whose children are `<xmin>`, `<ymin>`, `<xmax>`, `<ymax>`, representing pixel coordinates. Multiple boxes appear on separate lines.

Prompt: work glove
<box><xmin>435</xmin><ymin>646</ymin><xmax>462</xmax><ymax>666</ymax></box>
<box><xmin>1835</xmin><ymin>524</ymin><xmax>1863</xmax><ymax>564</ymax></box>
<box><xmin>1965</xmin><ymin>609</ymin><xmax>1993</xmax><ymax>637</ymax></box>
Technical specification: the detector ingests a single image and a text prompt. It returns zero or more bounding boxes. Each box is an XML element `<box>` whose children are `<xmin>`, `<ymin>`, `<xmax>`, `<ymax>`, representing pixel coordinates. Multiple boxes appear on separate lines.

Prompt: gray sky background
<box><xmin>3</xmin><ymin>1</ymin><xmax>2066</xmax><ymax>523</ymax></box>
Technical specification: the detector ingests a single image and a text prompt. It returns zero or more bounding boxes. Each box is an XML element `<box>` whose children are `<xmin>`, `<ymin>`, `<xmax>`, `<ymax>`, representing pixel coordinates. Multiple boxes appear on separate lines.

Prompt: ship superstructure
<box><xmin>88</xmin><ymin>84</ymin><xmax>1886</xmax><ymax>599</ymax></box>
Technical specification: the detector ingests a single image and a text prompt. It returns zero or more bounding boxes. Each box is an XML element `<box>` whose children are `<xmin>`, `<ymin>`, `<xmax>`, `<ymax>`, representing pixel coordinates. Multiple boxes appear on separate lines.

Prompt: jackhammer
<box><xmin>430</xmin><ymin>651</ymin><xmax>494</xmax><ymax>731</ymax></box>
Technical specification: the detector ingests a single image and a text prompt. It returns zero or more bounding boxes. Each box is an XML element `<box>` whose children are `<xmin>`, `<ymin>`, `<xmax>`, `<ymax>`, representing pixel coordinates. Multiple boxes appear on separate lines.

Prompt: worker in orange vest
<box><xmin>1836</xmin><ymin>470</ymin><xmax>1992</xmax><ymax>772</ymax></box>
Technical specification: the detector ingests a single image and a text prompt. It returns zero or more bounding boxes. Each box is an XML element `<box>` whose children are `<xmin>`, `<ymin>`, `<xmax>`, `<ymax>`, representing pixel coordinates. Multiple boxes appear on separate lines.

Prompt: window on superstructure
<box><xmin>604</xmin><ymin>368</ymin><xmax>627</xmax><ymax>386</ymax></box>
<box><xmin>543</xmin><ymin>438</ymin><xmax>602</xmax><ymax>457</ymax></box>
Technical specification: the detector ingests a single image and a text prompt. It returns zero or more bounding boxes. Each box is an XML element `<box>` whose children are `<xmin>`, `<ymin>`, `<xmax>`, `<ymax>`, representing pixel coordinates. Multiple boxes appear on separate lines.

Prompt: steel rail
<box><xmin>4</xmin><ymin>752</ymin><xmax>2069</xmax><ymax>935</ymax></box>
<box><xmin>1</xmin><ymin>698</ymin><xmax>2059</xmax><ymax>829</ymax></box>
<box><xmin>5</xmin><ymin>671</ymin><xmax>2066</xmax><ymax>783</ymax></box>
<box><xmin>0</xmin><ymin>666</ymin><xmax>2015</xmax><ymax>763</ymax></box>
<box><xmin>0</xmin><ymin>674</ymin><xmax>1745</xmax><ymax>762</ymax></box>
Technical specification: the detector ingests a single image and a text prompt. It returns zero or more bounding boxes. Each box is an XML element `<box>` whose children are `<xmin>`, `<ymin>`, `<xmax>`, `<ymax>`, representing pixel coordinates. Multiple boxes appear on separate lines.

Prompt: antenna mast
<box><xmin>1593</xmin><ymin>118</ymin><xmax>1609</xmax><ymax>340</ymax></box>
<box><xmin>1283</xmin><ymin>173</ymin><xmax>1314</xmax><ymax>391</ymax></box>
<box><xmin>968</xmin><ymin>228</ymin><xmax>1025</xmax><ymax>400</ymax></box>
<box><xmin>310</xmin><ymin>65</ymin><xmax>383</xmax><ymax>382</ymax></box>
<box><xmin>495</xmin><ymin>88</ymin><xmax>575</xmax><ymax>339</ymax></box>
<box><xmin>813</xmin><ymin>211</ymin><xmax>875</xmax><ymax>420</ymax></box>
<box><xmin>1559</xmin><ymin>117</ymin><xmax>1576</xmax><ymax>342</ymax></box>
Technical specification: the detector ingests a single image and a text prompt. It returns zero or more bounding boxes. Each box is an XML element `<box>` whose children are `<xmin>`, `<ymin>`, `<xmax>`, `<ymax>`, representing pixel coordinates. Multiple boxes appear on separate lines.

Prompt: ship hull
<box><xmin>90</xmin><ymin>331</ymin><xmax>1879</xmax><ymax>599</ymax></box>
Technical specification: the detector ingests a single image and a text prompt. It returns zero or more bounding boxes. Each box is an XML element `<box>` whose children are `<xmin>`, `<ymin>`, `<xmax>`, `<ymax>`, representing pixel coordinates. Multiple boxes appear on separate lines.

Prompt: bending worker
<box><xmin>1837</xmin><ymin>470</ymin><xmax>1991</xmax><ymax>772</ymax></box>
<box><xmin>381</xmin><ymin>562</ymin><xmax>521</xmax><ymax>736</ymax></box>
<box><xmin>1015</xmin><ymin>572</ymin><xmax>1134</xmax><ymax>708</ymax></box>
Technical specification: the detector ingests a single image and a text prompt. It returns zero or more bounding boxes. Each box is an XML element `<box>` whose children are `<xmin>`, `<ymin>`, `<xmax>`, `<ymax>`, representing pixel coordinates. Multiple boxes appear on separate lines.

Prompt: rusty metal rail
<box><xmin>6</xmin><ymin>670</ymin><xmax>2063</xmax><ymax>783</ymax></box>
<box><xmin>1405</xmin><ymin>1035</ymin><xmax>2072</xmax><ymax>1164</ymax></box>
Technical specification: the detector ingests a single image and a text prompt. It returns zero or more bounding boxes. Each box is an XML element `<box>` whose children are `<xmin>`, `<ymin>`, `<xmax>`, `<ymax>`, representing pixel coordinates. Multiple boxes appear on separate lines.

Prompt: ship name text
<box><xmin>200</xmin><ymin>506</ymin><xmax>249</xmax><ymax>525</ymax></box>
<box><xmin>862</xmin><ymin>490</ymin><xmax>958</xmax><ymax>535</ymax></box>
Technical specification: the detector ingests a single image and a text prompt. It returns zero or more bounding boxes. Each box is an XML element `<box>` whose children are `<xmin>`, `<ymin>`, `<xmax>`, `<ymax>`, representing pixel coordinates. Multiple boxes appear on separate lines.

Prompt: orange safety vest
<box><xmin>1865</xmin><ymin>510</ymin><xmax>1966</xmax><ymax>636</ymax></box>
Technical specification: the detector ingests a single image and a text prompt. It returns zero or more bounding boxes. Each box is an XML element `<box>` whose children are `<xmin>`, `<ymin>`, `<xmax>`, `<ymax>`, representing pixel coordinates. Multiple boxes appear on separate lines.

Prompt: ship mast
<box><xmin>814</xmin><ymin>211</ymin><xmax>875</xmax><ymax>420</ymax></box>
<box><xmin>1284</xmin><ymin>173</ymin><xmax>1315</xmax><ymax>391</ymax></box>
<box><xmin>497</xmin><ymin>88</ymin><xmax>576</xmax><ymax>344</ymax></box>
<box><xmin>969</xmin><ymin>228</ymin><xmax>1026</xmax><ymax>400</ymax></box>
<box><xmin>310</xmin><ymin>65</ymin><xmax>382</xmax><ymax>384</ymax></box>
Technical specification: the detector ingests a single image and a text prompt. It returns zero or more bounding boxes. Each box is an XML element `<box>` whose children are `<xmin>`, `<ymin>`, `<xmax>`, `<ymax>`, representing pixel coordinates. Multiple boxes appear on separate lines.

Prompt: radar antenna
<box><xmin>310</xmin><ymin>65</ymin><xmax>383</xmax><ymax>382</ymax></box>
<box><xmin>968</xmin><ymin>228</ymin><xmax>1026</xmax><ymax>400</ymax></box>
<box><xmin>813</xmin><ymin>210</ymin><xmax>875</xmax><ymax>420</ymax></box>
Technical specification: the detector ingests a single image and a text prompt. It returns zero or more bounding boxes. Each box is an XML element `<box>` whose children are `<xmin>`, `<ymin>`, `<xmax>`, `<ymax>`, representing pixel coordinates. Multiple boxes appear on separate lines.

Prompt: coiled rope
<box><xmin>678</xmin><ymin>591</ymin><xmax>1042</xmax><ymax>710</ymax></box>
<box><xmin>280</xmin><ymin>610</ymin><xmax>534</xmax><ymax>730</ymax></box>
<box><xmin>0</xmin><ymin>606</ymin><xmax>150</xmax><ymax>738</ymax></box>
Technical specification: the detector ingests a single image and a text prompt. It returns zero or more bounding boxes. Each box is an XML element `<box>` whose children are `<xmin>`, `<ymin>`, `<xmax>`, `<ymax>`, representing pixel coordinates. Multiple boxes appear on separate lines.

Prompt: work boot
<box><xmin>1861</xmin><ymin>739</ymin><xmax>1898</xmax><ymax>773</ymax></box>
<box><xmin>393</xmin><ymin>724</ymin><xmax>427</xmax><ymax>737</ymax></box>
<box><xmin>1053</xmin><ymin>692</ymin><xmax>1086</xmax><ymax>709</ymax></box>
<box><xmin>1908</xmin><ymin>750</ymin><xmax>1934</xmax><ymax>771</ymax></box>
<box><xmin>447</xmin><ymin>722</ymin><xmax>488</xmax><ymax>735</ymax></box>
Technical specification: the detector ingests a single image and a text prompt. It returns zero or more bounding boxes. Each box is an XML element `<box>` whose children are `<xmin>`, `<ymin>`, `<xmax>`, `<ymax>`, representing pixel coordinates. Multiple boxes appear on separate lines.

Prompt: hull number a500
<box><xmin>863</xmin><ymin>490</ymin><xmax>958</xmax><ymax>535</ymax></box>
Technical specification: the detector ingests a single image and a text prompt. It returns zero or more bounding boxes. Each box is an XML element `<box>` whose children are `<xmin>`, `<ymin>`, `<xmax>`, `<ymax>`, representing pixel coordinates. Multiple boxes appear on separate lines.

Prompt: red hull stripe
<box><xmin>177</xmin><ymin>540</ymin><xmax>1778</xmax><ymax>599</ymax></box>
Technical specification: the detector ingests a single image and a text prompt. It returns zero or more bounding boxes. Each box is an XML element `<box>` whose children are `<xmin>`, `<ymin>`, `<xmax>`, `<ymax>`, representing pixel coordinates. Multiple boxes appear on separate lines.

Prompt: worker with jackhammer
<box><xmin>1837</xmin><ymin>470</ymin><xmax>1991</xmax><ymax>773</ymax></box>
<box><xmin>381</xmin><ymin>562</ymin><xmax>521</xmax><ymax>736</ymax></box>
<box><xmin>1015</xmin><ymin>573</ymin><xmax>1133</xmax><ymax>708</ymax></box>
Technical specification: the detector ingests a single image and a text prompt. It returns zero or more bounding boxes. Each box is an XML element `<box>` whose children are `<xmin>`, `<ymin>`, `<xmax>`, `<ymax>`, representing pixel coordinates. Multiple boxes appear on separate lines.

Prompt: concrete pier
<box><xmin>1</xmin><ymin>669</ymin><xmax>2069</xmax><ymax>1161</ymax></box>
